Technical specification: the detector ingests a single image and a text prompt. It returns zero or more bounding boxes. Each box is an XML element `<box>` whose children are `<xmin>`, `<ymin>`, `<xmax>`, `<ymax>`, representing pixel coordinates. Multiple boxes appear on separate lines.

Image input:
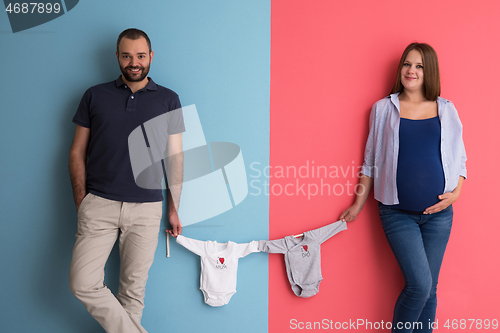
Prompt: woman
<box><xmin>340</xmin><ymin>43</ymin><xmax>467</xmax><ymax>333</ymax></box>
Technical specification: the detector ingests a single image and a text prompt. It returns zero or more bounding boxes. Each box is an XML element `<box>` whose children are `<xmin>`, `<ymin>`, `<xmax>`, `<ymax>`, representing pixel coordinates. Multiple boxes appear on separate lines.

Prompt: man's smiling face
<box><xmin>116</xmin><ymin>36</ymin><xmax>153</xmax><ymax>83</ymax></box>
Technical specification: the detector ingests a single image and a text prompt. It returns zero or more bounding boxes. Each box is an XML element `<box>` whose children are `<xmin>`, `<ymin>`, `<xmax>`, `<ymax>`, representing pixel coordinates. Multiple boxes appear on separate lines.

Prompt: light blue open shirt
<box><xmin>361</xmin><ymin>93</ymin><xmax>467</xmax><ymax>205</ymax></box>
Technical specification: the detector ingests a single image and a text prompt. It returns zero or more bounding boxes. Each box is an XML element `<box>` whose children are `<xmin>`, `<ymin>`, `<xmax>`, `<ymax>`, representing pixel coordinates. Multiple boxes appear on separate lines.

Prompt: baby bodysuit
<box><xmin>176</xmin><ymin>235</ymin><xmax>260</xmax><ymax>307</ymax></box>
<box><xmin>259</xmin><ymin>220</ymin><xmax>347</xmax><ymax>298</ymax></box>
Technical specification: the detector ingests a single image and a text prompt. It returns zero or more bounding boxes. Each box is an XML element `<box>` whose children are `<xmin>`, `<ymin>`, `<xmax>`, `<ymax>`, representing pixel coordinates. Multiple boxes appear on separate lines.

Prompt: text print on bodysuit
<box><xmin>301</xmin><ymin>246</ymin><xmax>310</xmax><ymax>258</ymax></box>
<box><xmin>216</xmin><ymin>257</ymin><xmax>227</xmax><ymax>269</ymax></box>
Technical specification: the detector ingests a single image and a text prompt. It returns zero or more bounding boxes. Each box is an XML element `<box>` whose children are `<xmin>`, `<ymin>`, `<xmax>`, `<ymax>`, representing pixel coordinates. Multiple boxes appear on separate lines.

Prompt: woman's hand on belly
<box><xmin>423</xmin><ymin>176</ymin><xmax>464</xmax><ymax>214</ymax></box>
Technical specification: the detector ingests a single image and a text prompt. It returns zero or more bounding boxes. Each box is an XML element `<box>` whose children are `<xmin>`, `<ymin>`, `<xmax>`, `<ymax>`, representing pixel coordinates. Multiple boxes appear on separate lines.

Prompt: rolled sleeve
<box><xmin>361</xmin><ymin>104</ymin><xmax>377</xmax><ymax>178</ymax></box>
<box><xmin>442</xmin><ymin>100</ymin><xmax>467</xmax><ymax>191</ymax></box>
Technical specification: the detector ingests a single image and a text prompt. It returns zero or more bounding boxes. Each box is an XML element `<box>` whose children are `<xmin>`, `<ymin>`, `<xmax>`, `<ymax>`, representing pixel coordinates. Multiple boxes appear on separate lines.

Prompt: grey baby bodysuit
<box><xmin>259</xmin><ymin>220</ymin><xmax>347</xmax><ymax>298</ymax></box>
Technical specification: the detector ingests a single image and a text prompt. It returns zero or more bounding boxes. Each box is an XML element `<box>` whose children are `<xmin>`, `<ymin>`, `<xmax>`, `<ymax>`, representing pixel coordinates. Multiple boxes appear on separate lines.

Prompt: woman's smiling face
<box><xmin>401</xmin><ymin>49</ymin><xmax>424</xmax><ymax>92</ymax></box>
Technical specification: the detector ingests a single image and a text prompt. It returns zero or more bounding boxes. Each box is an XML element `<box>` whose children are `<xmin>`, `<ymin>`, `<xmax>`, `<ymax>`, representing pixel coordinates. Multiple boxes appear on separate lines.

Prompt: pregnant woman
<box><xmin>340</xmin><ymin>42</ymin><xmax>467</xmax><ymax>333</ymax></box>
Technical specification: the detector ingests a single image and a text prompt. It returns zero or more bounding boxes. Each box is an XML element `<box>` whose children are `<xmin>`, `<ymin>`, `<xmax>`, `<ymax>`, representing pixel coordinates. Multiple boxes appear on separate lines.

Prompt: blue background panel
<box><xmin>0</xmin><ymin>1</ymin><xmax>270</xmax><ymax>332</ymax></box>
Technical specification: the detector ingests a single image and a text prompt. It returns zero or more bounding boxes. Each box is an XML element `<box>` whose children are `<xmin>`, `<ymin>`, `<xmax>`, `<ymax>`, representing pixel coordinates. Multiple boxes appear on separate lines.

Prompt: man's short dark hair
<box><xmin>117</xmin><ymin>28</ymin><xmax>152</xmax><ymax>53</ymax></box>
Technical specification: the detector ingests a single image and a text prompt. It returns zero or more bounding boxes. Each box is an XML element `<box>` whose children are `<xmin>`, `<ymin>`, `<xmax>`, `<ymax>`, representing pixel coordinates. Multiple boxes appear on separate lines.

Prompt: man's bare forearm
<box><xmin>69</xmin><ymin>150</ymin><xmax>87</xmax><ymax>208</ymax></box>
<box><xmin>69</xmin><ymin>125</ymin><xmax>90</xmax><ymax>209</ymax></box>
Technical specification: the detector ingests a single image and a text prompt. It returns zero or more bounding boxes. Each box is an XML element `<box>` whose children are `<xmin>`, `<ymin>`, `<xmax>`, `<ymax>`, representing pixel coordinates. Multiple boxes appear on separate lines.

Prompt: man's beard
<box><xmin>120</xmin><ymin>64</ymin><xmax>150</xmax><ymax>82</ymax></box>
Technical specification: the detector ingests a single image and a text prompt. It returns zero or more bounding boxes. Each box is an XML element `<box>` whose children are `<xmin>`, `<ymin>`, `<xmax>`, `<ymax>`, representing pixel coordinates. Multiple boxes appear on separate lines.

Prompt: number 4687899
<box><xmin>5</xmin><ymin>3</ymin><xmax>61</xmax><ymax>14</ymax></box>
<box><xmin>443</xmin><ymin>319</ymin><xmax>498</xmax><ymax>330</ymax></box>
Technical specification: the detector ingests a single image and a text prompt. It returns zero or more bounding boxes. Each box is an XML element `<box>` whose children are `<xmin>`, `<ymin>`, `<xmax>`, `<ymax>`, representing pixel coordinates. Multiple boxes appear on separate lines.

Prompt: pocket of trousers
<box><xmin>77</xmin><ymin>193</ymin><xmax>91</xmax><ymax>212</ymax></box>
<box><xmin>77</xmin><ymin>192</ymin><xmax>97</xmax><ymax>216</ymax></box>
<box><xmin>377</xmin><ymin>202</ymin><xmax>396</xmax><ymax>216</ymax></box>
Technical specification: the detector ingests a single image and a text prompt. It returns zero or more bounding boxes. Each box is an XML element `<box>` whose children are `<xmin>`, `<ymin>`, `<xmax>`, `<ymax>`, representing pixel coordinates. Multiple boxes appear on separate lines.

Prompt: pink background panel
<box><xmin>270</xmin><ymin>0</ymin><xmax>500</xmax><ymax>331</ymax></box>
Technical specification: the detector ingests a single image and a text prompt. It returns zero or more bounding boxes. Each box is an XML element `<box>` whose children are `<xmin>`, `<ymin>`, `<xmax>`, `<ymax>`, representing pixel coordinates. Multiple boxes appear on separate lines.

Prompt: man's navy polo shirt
<box><xmin>73</xmin><ymin>76</ymin><xmax>185</xmax><ymax>202</ymax></box>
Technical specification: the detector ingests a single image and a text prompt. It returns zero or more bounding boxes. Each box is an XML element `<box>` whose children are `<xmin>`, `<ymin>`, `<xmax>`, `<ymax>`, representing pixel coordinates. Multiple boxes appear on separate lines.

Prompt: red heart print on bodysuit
<box><xmin>303</xmin><ymin>245</ymin><xmax>308</xmax><ymax>252</ymax></box>
<box><xmin>219</xmin><ymin>258</ymin><xmax>225</xmax><ymax>264</ymax></box>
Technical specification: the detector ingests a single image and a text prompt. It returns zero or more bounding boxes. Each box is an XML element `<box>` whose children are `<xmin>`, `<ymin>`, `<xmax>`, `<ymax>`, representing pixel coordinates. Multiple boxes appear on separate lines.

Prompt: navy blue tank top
<box><xmin>392</xmin><ymin>116</ymin><xmax>445</xmax><ymax>212</ymax></box>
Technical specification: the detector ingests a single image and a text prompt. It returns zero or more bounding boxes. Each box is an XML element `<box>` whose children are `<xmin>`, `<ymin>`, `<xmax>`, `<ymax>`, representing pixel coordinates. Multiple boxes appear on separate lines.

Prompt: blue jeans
<box><xmin>378</xmin><ymin>203</ymin><xmax>453</xmax><ymax>333</ymax></box>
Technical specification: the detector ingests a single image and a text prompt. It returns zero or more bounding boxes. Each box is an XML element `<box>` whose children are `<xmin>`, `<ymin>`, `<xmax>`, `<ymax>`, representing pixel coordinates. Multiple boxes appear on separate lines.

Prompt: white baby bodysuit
<box><xmin>176</xmin><ymin>235</ymin><xmax>260</xmax><ymax>307</ymax></box>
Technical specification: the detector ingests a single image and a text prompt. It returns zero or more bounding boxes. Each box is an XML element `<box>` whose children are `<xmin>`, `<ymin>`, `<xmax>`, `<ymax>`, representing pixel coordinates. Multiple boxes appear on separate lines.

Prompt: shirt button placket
<box><xmin>126</xmin><ymin>94</ymin><xmax>136</xmax><ymax>112</ymax></box>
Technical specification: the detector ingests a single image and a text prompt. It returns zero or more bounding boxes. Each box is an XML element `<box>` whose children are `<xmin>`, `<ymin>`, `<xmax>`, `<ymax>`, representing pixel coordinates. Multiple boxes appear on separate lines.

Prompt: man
<box><xmin>69</xmin><ymin>28</ymin><xmax>184</xmax><ymax>333</ymax></box>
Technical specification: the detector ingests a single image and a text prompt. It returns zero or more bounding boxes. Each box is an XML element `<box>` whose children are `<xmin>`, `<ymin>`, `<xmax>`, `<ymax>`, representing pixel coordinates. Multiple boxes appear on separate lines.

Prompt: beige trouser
<box><xmin>69</xmin><ymin>193</ymin><xmax>162</xmax><ymax>333</ymax></box>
